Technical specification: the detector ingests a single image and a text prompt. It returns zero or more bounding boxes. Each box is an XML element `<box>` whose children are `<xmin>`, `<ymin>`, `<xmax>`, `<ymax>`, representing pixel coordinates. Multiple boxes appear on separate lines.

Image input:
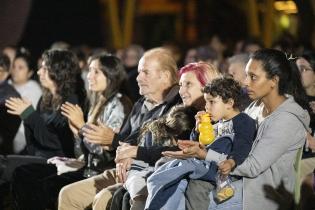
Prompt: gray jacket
<box><xmin>232</xmin><ymin>96</ymin><xmax>310</xmax><ymax>210</ymax></box>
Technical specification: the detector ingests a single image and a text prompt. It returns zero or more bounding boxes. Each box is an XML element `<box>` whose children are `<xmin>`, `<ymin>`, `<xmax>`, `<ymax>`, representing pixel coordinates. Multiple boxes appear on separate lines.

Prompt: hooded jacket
<box><xmin>232</xmin><ymin>96</ymin><xmax>310</xmax><ymax>210</ymax></box>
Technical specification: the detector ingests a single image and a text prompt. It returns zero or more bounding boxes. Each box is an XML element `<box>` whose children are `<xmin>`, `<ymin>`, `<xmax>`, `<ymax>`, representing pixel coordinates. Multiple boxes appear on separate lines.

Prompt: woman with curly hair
<box><xmin>0</xmin><ymin>49</ymin><xmax>87</xmax><ymax>187</ymax></box>
<box><xmin>10</xmin><ymin>53</ymin><xmax>132</xmax><ymax>210</ymax></box>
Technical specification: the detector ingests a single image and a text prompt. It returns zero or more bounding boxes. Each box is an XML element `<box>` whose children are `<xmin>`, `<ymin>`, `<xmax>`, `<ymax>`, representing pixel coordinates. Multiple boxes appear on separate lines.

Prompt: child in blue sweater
<box><xmin>145</xmin><ymin>77</ymin><xmax>256</xmax><ymax>210</ymax></box>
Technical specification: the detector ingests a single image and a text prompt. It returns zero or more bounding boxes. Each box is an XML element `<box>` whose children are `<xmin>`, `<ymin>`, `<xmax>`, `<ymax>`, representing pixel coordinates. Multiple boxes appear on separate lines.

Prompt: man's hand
<box><xmin>5</xmin><ymin>97</ymin><xmax>32</xmax><ymax>115</ymax></box>
<box><xmin>219</xmin><ymin>159</ymin><xmax>236</xmax><ymax>175</ymax></box>
<box><xmin>116</xmin><ymin>158</ymin><xmax>133</xmax><ymax>183</ymax></box>
<box><xmin>115</xmin><ymin>142</ymin><xmax>138</xmax><ymax>162</ymax></box>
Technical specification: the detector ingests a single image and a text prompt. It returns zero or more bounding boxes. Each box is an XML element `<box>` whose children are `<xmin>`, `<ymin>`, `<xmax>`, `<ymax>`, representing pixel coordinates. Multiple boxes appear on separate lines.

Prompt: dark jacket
<box><xmin>21</xmin><ymin>95</ymin><xmax>81</xmax><ymax>158</ymax></box>
<box><xmin>0</xmin><ymin>81</ymin><xmax>21</xmax><ymax>154</ymax></box>
<box><xmin>112</xmin><ymin>85</ymin><xmax>182</xmax><ymax>165</ymax></box>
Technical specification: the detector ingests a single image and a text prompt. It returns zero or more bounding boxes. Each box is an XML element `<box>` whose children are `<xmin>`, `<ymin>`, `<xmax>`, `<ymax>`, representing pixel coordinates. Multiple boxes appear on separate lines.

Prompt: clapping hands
<box><xmin>5</xmin><ymin>97</ymin><xmax>32</xmax><ymax>116</ymax></box>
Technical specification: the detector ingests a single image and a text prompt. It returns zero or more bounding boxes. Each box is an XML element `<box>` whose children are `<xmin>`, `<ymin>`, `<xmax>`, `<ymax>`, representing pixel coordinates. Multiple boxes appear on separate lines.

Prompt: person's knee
<box><xmin>93</xmin><ymin>189</ymin><xmax>113</xmax><ymax>209</ymax></box>
<box><xmin>59</xmin><ymin>185</ymin><xmax>74</xmax><ymax>204</ymax></box>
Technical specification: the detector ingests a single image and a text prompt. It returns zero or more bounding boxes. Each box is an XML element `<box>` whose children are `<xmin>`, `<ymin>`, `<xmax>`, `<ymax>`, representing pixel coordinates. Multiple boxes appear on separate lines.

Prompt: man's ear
<box><xmin>161</xmin><ymin>70</ymin><xmax>171</xmax><ymax>83</ymax></box>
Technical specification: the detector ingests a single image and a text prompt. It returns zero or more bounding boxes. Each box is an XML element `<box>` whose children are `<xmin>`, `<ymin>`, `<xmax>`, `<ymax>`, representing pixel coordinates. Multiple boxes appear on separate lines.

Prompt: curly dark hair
<box><xmin>139</xmin><ymin>105</ymin><xmax>196</xmax><ymax>146</ymax></box>
<box><xmin>87</xmin><ymin>53</ymin><xmax>127</xmax><ymax>123</ymax></box>
<box><xmin>40</xmin><ymin>49</ymin><xmax>86</xmax><ymax>111</ymax></box>
<box><xmin>203</xmin><ymin>77</ymin><xmax>242</xmax><ymax>109</ymax></box>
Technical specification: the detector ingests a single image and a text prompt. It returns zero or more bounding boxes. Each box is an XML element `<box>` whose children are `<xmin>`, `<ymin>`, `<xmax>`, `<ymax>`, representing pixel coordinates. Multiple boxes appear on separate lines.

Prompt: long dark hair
<box><xmin>88</xmin><ymin>53</ymin><xmax>127</xmax><ymax>123</ymax></box>
<box><xmin>251</xmin><ymin>49</ymin><xmax>308</xmax><ymax>109</ymax></box>
<box><xmin>41</xmin><ymin>49</ymin><xmax>86</xmax><ymax>111</ymax></box>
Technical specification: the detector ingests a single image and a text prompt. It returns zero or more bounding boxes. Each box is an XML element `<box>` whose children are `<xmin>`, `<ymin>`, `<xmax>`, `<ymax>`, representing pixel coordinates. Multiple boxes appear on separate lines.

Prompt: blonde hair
<box><xmin>142</xmin><ymin>47</ymin><xmax>178</xmax><ymax>85</ymax></box>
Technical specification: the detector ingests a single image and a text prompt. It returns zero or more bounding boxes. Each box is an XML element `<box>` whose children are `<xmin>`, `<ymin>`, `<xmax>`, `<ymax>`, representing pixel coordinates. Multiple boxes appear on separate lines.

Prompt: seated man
<box><xmin>58</xmin><ymin>47</ymin><xmax>182</xmax><ymax>210</ymax></box>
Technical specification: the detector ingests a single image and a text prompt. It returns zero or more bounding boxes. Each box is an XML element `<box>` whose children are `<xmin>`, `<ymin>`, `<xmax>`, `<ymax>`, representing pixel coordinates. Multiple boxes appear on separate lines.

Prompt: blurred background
<box><xmin>0</xmin><ymin>0</ymin><xmax>314</xmax><ymax>58</ymax></box>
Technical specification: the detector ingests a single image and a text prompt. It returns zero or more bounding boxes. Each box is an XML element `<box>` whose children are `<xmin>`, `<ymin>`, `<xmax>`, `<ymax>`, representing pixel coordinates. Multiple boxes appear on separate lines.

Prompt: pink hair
<box><xmin>178</xmin><ymin>62</ymin><xmax>219</xmax><ymax>87</ymax></box>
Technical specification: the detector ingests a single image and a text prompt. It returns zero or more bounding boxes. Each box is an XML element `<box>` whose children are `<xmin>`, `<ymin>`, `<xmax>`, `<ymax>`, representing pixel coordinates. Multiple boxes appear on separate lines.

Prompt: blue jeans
<box><xmin>161</xmin><ymin>179</ymin><xmax>187</xmax><ymax>210</ymax></box>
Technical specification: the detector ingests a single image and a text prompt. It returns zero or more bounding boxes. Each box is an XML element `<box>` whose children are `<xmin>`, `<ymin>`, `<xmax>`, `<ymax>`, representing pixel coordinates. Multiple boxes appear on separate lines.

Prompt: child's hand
<box><xmin>194</xmin><ymin>111</ymin><xmax>207</xmax><ymax>132</ymax></box>
<box><xmin>219</xmin><ymin>159</ymin><xmax>236</xmax><ymax>175</ymax></box>
<box><xmin>178</xmin><ymin>140</ymin><xmax>207</xmax><ymax>159</ymax></box>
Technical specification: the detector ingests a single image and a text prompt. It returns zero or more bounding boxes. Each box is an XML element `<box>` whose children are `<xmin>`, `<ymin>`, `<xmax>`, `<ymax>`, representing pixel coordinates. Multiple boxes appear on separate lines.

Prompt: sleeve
<box><xmin>112</xmin><ymin>101</ymin><xmax>141</xmax><ymax>149</ymax></box>
<box><xmin>201</xmin><ymin>136</ymin><xmax>233</xmax><ymax>182</ymax></box>
<box><xmin>228</xmin><ymin>114</ymin><xmax>256</xmax><ymax>166</ymax></box>
<box><xmin>23</xmin><ymin>96</ymin><xmax>78</xmax><ymax>151</ymax></box>
<box><xmin>23</xmin><ymin>109</ymin><xmax>64</xmax><ymax>150</ymax></box>
<box><xmin>205</xmin><ymin>149</ymin><xmax>228</xmax><ymax>163</ymax></box>
<box><xmin>102</xmin><ymin>97</ymin><xmax>126</xmax><ymax>131</ymax></box>
<box><xmin>136</xmin><ymin>146</ymin><xmax>179</xmax><ymax>166</ymax></box>
<box><xmin>232</xmin><ymin>113</ymin><xmax>306</xmax><ymax>178</ymax></box>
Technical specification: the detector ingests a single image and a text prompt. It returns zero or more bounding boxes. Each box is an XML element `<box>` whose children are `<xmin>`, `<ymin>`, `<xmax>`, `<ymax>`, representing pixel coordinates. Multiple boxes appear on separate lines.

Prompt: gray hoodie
<box><xmin>232</xmin><ymin>96</ymin><xmax>310</xmax><ymax>210</ymax></box>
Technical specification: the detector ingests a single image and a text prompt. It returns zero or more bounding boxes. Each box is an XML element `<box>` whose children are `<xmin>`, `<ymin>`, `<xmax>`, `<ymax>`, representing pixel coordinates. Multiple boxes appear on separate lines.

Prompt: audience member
<box><xmin>58</xmin><ymin>47</ymin><xmax>182</xmax><ymax>210</ymax></box>
<box><xmin>11</xmin><ymin>53</ymin><xmax>131</xmax><ymax>210</ymax></box>
<box><xmin>0</xmin><ymin>49</ymin><xmax>87</xmax><ymax>189</ymax></box>
<box><xmin>0</xmin><ymin>53</ymin><xmax>20</xmax><ymax>155</ymax></box>
<box><xmin>9</xmin><ymin>48</ymin><xmax>42</xmax><ymax>153</ymax></box>
<box><xmin>184</xmin><ymin>49</ymin><xmax>309</xmax><ymax>210</ymax></box>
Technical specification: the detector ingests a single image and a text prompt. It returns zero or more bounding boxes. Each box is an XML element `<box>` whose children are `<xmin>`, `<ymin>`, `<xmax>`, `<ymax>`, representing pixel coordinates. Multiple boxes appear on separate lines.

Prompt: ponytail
<box><xmin>251</xmin><ymin>49</ymin><xmax>308</xmax><ymax>109</ymax></box>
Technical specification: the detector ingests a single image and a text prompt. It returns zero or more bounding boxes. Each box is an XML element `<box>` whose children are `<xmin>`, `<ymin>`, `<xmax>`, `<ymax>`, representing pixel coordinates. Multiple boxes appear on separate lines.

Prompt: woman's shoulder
<box><xmin>104</xmin><ymin>93</ymin><xmax>130</xmax><ymax>112</ymax></box>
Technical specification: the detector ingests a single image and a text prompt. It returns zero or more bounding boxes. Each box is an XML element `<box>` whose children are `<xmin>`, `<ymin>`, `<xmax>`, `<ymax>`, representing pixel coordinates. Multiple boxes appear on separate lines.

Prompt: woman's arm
<box><xmin>232</xmin><ymin>113</ymin><xmax>306</xmax><ymax>178</ymax></box>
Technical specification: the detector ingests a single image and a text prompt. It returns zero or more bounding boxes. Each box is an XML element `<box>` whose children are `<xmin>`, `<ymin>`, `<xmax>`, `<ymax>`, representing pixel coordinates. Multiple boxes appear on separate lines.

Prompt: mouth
<box><xmin>181</xmin><ymin>96</ymin><xmax>189</xmax><ymax>101</ymax></box>
<box><xmin>247</xmin><ymin>91</ymin><xmax>254</xmax><ymax>95</ymax></box>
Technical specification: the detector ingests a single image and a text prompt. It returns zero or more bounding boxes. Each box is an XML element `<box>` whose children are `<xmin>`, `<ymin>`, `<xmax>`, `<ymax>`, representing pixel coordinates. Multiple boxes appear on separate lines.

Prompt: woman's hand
<box><xmin>116</xmin><ymin>157</ymin><xmax>133</xmax><ymax>183</ymax></box>
<box><xmin>5</xmin><ymin>97</ymin><xmax>32</xmax><ymax>115</ymax></box>
<box><xmin>82</xmin><ymin>123</ymin><xmax>115</xmax><ymax>145</ymax></box>
<box><xmin>115</xmin><ymin>142</ymin><xmax>138</xmax><ymax>162</ymax></box>
<box><xmin>219</xmin><ymin>159</ymin><xmax>236</xmax><ymax>176</ymax></box>
<box><xmin>61</xmin><ymin>102</ymin><xmax>85</xmax><ymax>129</ymax></box>
<box><xmin>68</xmin><ymin>121</ymin><xmax>79</xmax><ymax>137</ymax></box>
<box><xmin>162</xmin><ymin>140</ymin><xmax>207</xmax><ymax>159</ymax></box>
<box><xmin>309</xmin><ymin>101</ymin><xmax>315</xmax><ymax>114</ymax></box>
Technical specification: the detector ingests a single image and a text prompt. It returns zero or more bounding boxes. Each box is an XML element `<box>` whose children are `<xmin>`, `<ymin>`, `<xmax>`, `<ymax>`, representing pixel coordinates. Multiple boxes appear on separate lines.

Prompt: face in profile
<box><xmin>136</xmin><ymin>57</ymin><xmax>165</xmax><ymax>99</ymax></box>
<box><xmin>244</xmin><ymin>59</ymin><xmax>275</xmax><ymax>100</ymax></box>
<box><xmin>296</xmin><ymin>58</ymin><xmax>315</xmax><ymax>89</ymax></box>
<box><xmin>11</xmin><ymin>58</ymin><xmax>32</xmax><ymax>85</ymax></box>
<box><xmin>87</xmin><ymin>59</ymin><xmax>107</xmax><ymax>92</ymax></box>
<box><xmin>37</xmin><ymin>61</ymin><xmax>55</xmax><ymax>91</ymax></box>
<box><xmin>228</xmin><ymin>62</ymin><xmax>246</xmax><ymax>86</ymax></box>
<box><xmin>204</xmin><ymin>94</ymin><xmax>228</xmax><ymax>122</ymax></box>
<box><xmin>179</xmin><ymin>71</ymin><xmax>203</xmax><ymax>107</ymax></box>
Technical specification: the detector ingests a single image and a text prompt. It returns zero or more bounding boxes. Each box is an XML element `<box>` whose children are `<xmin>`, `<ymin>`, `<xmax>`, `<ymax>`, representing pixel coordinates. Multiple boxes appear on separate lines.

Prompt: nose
<box><xmin>136</xmin><ymin>72</ymin><xmax>142</xmax><ymax>83</ymax></box>
<box><xmin>179</xmin><ymin>85</ymin><xmax>186</xmax><ymax>96</ymax></box>
<box><xmin>37</xmin><ymin>68</ymin><xmax>42</xmax><ymax>75</ymax></box>
<box><xmin>87</xmin><ymin>71</ymin><xmax>93</xmax><ymax>80</ymax></box>
<box><xmin>244</xmin><ymin>75</ymin><xmax>250</xmax><ymax>87</ymax></box>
